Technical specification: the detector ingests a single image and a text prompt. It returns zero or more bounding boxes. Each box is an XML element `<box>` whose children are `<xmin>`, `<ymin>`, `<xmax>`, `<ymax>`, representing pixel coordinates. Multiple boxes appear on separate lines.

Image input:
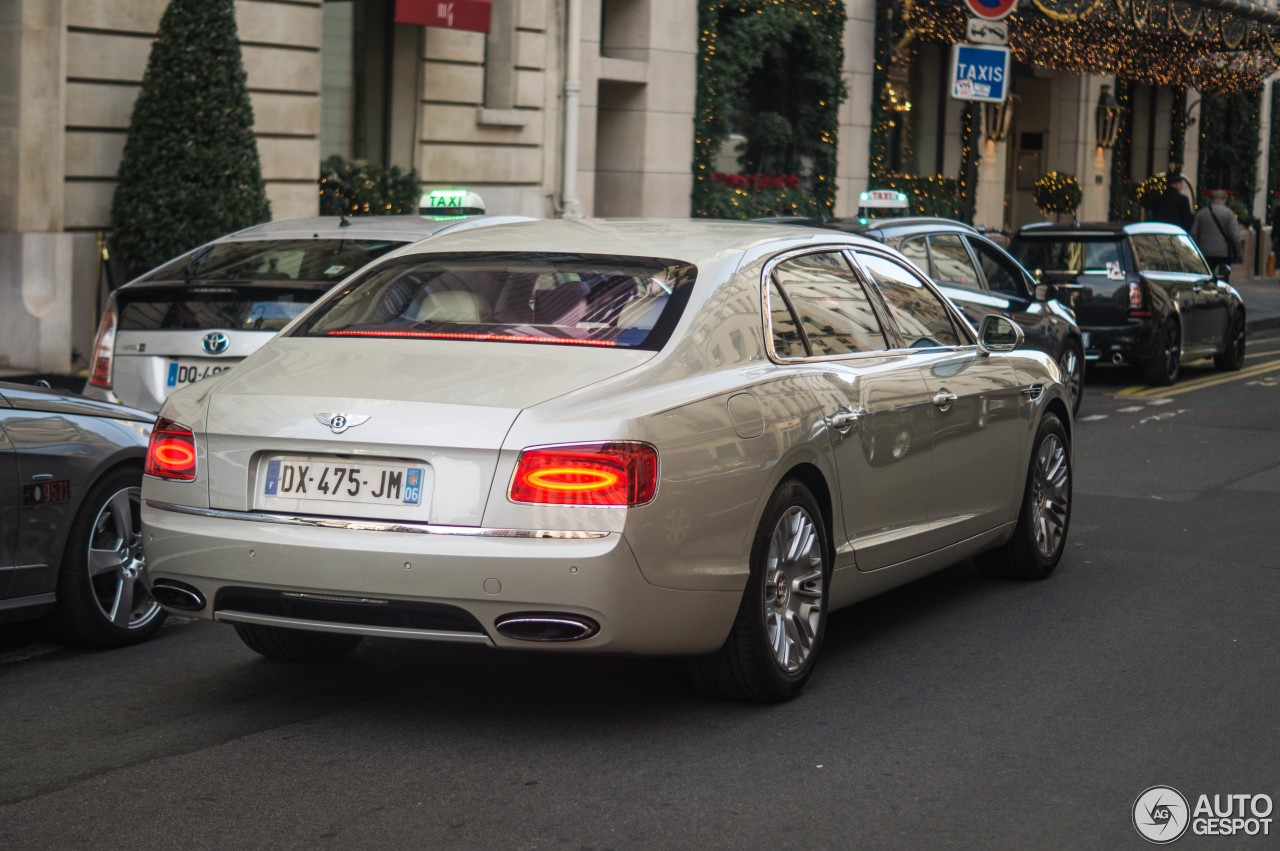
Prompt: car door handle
<box><xmin>932</xmin><ymin>391</ymin><xmax>958</xmax><ymax>411</ymax></box>
<box><xmin>825</xmin><ymin>407</ymin><xmax>863</xmax><ymax>432</ymax></box>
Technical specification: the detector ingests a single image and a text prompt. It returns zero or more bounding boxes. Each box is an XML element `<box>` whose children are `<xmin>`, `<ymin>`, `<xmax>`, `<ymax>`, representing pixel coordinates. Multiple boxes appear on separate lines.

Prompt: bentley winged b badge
<box><xmin>314</xmin><ymin>413</ymin><xmax>370</xmax><ymax>434</ymax></box>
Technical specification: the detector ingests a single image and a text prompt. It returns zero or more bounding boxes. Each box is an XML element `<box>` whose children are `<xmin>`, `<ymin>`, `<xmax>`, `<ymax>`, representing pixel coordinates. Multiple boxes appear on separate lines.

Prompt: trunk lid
<box><xmin>202</xmin><ymin>337</ymin><xmax>654</xmax><ymax>525</ymax></box>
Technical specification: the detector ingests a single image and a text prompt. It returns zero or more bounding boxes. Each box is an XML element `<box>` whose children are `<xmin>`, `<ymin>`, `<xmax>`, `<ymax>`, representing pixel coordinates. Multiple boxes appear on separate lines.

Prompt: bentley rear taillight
<box><xmin>145</xmin><ymin>418</ymin><xmax>197</xmax><ymax>481</ymax></box>
<box><xmin>510</xmin><ymin>443</ymin><xmax>658</xmax><ymax>506</ymax></box>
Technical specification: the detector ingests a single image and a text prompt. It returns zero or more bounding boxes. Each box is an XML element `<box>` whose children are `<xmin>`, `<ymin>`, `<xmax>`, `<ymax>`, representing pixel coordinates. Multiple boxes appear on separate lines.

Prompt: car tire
<box><xmin>1143</xmin><ymin>321</ymin><xmax>1181</xmax><ymax>386</ymax></box>
<box><xmin>49</xmin><ymin>466</ymin><xmax>166</xmax><ymax>648</ymax></box>
<box><xmin>233</xmin><ymin>623</ymin><xmax>363</xmax><ymax>663</ymax></box>
<box><xmin>977</xmin><ymin>413</ymin><xmax>1071</xmax><ymax>580</ymax></box>
<box><xmin>687</xmin><ymin>479</ymin><xmax>830</xmax><ymax>702</ymax></box>
<box><xmin>1214</xmin><ymin>313</ymin><xmax>1246</xmax><ymax>371</ymax></box>
<box><xmin>1058</xmin><ymin>342</ymin><xmax>1084</xmax><ymax>415</ymax></box>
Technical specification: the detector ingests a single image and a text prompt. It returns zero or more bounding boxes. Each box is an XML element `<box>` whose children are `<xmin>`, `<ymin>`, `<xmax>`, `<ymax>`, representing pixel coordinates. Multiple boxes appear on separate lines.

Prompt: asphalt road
<box><xmin>2</xmin><ymin>333</ymin><xmax>1279</xmax><ymax>850</ymax></box>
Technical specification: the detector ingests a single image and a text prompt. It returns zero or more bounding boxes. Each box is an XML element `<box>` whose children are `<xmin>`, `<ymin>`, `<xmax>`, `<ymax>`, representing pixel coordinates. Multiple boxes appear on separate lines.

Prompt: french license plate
<box><xmin>261</xmin><ymin>457</ymin><xmax>425</xmax><ymax>506</ymax></box>
<box><xmin>167</xmin><ymin>359</ymin><xmax>235</xmax><ymax>388</ymax></box>
<box><xmin>1082</xmin><ymin>332</ymin><xmax>1091</xmax><ymax>348</ymax></box>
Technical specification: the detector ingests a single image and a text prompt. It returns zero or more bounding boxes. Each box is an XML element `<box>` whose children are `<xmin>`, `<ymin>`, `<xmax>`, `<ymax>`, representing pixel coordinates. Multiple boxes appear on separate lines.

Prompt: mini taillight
<box><xmin>88</xmin><ymin>304</ymin><xmax>117</xmax><ymax>388</ymax></box>
<box><xmin>145</xmin><ymin>418</ymin><xmax>197</xmax><ymax>481</ymax></box>
<box><xmin>1127</xmin><ymin>282</ymin><xmax>1151</xmax><ymax>317</ymax></box>
<box><xmin>509</xmin><ymin>442</ymin><xmax>658</xmax><ymax>506</ymax></box>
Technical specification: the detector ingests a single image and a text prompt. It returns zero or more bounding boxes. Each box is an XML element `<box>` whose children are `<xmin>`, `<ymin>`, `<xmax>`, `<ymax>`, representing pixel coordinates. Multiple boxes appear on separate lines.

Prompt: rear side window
<box><xmin>139</xmin><ymin>239</ymin><xmax>406</xmax><ymax>284</ymax></box>
<box><xmin>769</xmin><ymin>251</ymin><xmax>886</xmax><ymax>357</ymax></box>
<box><xmin>294</xmin><ymin>253</ymin><xmax>695</xmax><ymax>350</ymax></box>
<box><xmin>856</xmin><ymin>253</ymin><xmax>960</xmax><ymax>348</ymax></box>
<box><xmin>117</xmin><ymin>286</ymin><xmax>319</xmax><ymax>331</ymax></box>
<box><xmin>1131</xmin><ymin>234</ymin><xmax>1169</xmax><ymax>272</ymax></box>
<box><xmin>1162</xmin><ymin>234</ymin><xmax>1210</xmax><ymax>275</ymax></box>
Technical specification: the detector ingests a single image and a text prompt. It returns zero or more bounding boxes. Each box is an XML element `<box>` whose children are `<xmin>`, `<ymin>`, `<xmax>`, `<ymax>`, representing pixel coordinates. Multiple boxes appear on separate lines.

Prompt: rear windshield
<box><xmin>118</xmin><ymin>286</ymin><xmax>320</xmax><ymax>332</ymax></box>
<box><xmin>1010</xmin><ymin>237</ymin><xmax>1124</xmax><ymax>274</ymax></box>
<box><xmin>293</xmin><ymin>252</ymin><xmax>696</xmax><ymax>350</ymax></box>
<box><xmin>139</xmin><ymin>239</ymin><xmax>407</xmax><ymax>284</ymax></box>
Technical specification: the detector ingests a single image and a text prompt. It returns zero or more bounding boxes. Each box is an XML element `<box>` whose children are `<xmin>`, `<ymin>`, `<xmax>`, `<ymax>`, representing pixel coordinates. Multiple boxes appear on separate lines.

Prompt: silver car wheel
<box><xmin>87</xmin><ymin>486</ymin><xmax>162</xmax><ymax>630</ymax></box>
<box><xmin>1029</xmin><ymin>433</ymin><xmax>1070</xmax><ymax>560</ymax></box>
<box><xmin>763</xmin><ymin>505</ymin><xmax>825</xmax><ymax>674</ymax></box>
<box><xmin>1058</xmin><ymin>346</ymin><xmax>1082</xmax><ymax>412</ymax></box>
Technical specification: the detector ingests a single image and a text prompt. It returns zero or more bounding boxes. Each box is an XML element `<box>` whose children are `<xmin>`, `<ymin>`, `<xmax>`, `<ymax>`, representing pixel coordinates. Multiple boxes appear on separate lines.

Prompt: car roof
<box><xmin>386</xmin><ymin>217</ymin><xmax>883</xmax><ymax>265</ymax></box>
<box><xmin>1015</xmin><ymin>221</ymin><xmax>1189</xmax><ymax>238</ymax></box>
<box><xmin>212</xmin><ymin>214</ymin><xmax>531</xmax><ymax>244</ymax></box>
<box><xmin>858</xmin><ymin>217</ymin><xmax>982</xmax><ymax>240</ymax></box>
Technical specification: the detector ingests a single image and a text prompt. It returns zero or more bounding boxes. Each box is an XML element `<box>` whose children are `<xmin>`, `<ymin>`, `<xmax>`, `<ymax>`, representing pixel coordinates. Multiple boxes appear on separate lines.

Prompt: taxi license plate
<box><xmin>261</xmin><ymin>457</ymin><xmax>425</xmax><ymax>506</ymax></box>
<box><xmin>167</xmin><ymin>359</ymin><xmax>235</xmax><ymax>388</ymax></box>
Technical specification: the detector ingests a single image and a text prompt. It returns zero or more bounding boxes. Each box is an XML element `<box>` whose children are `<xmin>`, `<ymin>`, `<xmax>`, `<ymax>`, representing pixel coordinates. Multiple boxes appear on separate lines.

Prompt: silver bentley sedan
<box><xmin>141</xmin><ymin>219</ymin><xmax>1073</xmax><ymax>701</ymax></box>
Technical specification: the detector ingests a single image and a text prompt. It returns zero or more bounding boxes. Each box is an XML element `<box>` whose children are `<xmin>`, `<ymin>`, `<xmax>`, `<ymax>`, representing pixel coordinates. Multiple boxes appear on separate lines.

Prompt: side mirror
<box><xmin>1213</xmin><ymin>262</ymin><xmax>1231</xmax><ymax>280</ymax></box>
<box><xmin>978</xmin><ymin>315</ymin><xmax>1023</xmax><ymax>354</ymax></box>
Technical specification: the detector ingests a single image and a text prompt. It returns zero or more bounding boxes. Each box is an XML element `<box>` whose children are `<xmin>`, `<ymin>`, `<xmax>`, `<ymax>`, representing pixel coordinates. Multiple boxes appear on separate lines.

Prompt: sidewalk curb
<box><xmin>1247</xmin><ymin>315</ymin><xmax>1280</xmax><ymax>333</ymax></box>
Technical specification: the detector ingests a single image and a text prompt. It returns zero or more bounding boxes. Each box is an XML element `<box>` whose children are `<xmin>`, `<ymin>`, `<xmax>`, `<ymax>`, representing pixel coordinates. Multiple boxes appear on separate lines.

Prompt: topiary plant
<box><xmin>318</xmin><ymin>156</ymin><xmax>421</xmax><ymax>216</ymax></box>
<box><xmin>1033</xmin><ymin>172</ymin><xmax>1083</xmax><ymax>216</ymax></box>
<box><xmin>110</xmin><ymin>0</ymin><xmax>270</xmax><ymax>278</ymax></box>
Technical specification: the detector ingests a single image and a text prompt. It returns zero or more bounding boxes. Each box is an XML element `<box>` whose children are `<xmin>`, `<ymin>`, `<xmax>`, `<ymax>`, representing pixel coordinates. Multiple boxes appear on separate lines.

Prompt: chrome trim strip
<box><xmin>0</xmin><ymin>592</ymin><xmax>56</xmax><ymax>611</ymax></box>
<box><xmin>145</xmin><ymin>500</ymin><xmax>611</xmax><ymax>539</ymax></box>
<box><xmin>214</xmin><ymin>610</ymin><xmax>494</xmax><ymax>644</ymax></box>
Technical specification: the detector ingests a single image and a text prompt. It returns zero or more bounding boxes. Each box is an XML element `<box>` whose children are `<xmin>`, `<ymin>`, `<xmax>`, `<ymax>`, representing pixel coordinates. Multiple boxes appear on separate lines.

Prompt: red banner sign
<box><xmin>394</xmin><ymin>0</ymin><xmax>492</xmax><ymax>33</ymax></box>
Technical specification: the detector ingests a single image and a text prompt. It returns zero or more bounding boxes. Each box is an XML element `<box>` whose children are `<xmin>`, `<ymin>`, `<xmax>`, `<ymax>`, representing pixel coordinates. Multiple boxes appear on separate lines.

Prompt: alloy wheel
<box><xmin>763</xmin><ymin>506</ymin><xmax>825</xmax><ymax>673</ymax></box>
<box><xmin>87</xmin><ymin>486</ymin><xmax>163</xmax><ymax>630</ymax></box>
<box><xmin>1028</xmin><ymin>433</ymin><xmax>1070</xmax><ymax>560</ymax></box>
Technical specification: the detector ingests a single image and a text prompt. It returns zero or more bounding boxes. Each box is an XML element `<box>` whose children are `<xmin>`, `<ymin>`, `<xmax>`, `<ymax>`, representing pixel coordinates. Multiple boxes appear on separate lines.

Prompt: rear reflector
<box><xmin>88</xmin><ymin>305</ymin><xmax>117</xmax><ymax>388</ymax></box>
<box><xmin>509</xmin><ymin>442</ymin><xmax>657</xmax><ymax>506</ymax></box>
<box><xmin>145</xmin><ymin>418</ymin><xmax>197</xmax><ymax>481</ymax></box>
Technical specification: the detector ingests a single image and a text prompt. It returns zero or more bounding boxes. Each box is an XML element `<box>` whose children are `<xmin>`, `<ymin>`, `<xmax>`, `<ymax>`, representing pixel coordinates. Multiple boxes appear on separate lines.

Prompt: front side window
<box><xmin>295</xmin><ymin>253</ymin><xmax>695</xmax><ymax>351</ymax></box>
<box><xmin>140</xmin><ymin>239</ymin><xmax>407</xmax><ymax>285</ymax></box>
<box><xmin>768</xmin><ymin>252</ymin><xmax>887</xmax><ymax>358</ymax></box>
<box><xmin>856</xmin><ymin>253</ymin><xmax>961</xmax><ymax>348</ymax></box>
<box><xmin>928</xmin><ymin>234</ymin><xmax>980</xmax><ymax>289</ymax></box>
<box><xmin>969</xmin><ymin>237</ymin><xmax>1028</xmax><ymax>296</ymax></box>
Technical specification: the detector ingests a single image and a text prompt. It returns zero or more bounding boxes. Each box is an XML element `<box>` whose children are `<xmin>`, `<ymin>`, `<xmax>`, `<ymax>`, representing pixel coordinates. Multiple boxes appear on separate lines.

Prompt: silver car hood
<box><xmin>200</xmin><ymin>338</ymin><xmax>655</xmax><ymax>524</ymax></box>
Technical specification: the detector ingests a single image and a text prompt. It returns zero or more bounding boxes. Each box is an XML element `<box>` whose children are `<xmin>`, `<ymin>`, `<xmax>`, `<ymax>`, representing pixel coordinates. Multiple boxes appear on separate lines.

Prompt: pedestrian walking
<box><xmin>1190</xmin><ymin>189</ymin><xmax>1244</xmax><ymax>269</ymax></box>
<box><xmin>1149</xmin><ymin>165</ymin><xmax>1194</xmax><ymax>230</ymax></box>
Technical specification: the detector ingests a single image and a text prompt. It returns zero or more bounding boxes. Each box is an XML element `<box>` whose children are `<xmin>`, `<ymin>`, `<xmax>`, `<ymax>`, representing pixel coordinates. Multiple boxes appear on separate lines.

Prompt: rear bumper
<box><xmin>141</xmin><ymin>500</ymin><xmax>741</xmax><ymax>655</ymax></box>
<box><xmin>1081</xmin><ymin>320</ymin><xmax>1155</xmax><ymax>365</ymax></box>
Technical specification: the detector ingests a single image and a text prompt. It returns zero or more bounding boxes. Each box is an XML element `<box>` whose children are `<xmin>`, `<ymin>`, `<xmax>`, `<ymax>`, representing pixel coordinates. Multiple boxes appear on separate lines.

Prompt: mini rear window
<box><xmin>292</xmin><ymin>252</ymin><xmax>696</xmax><ymax>350</ymax></box>
<box><xmin>1010</xmin><ymin>236</ymin><xmax>1124</xmax><ymax>274</ymax></box>
<box><xmin>117</xmin><ymin>286</ymin><xmax>318</xmax><ymax>332</ymax></box>
<box><xmin>139</xmin><ymin>239</ymin><xmax>407</xmax><ymax>284</ymax></box>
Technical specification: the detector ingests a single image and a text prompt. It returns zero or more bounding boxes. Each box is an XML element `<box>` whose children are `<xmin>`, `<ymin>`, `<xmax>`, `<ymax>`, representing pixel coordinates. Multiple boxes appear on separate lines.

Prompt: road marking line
<box><xmin>1120</xmin><ymin>357</ymin><xmax>1280</xmax><ymax>398</ymax></box>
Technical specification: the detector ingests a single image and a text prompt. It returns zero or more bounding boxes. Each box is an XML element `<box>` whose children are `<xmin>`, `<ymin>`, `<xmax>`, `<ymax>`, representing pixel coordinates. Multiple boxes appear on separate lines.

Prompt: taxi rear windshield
<box><xmin>293</xmin><ymin>252</ymin><xmax>697</xmax><ymax>350</ymax></box>
<box><xmin>118</xmin><ymin>286</ymin><xmax>318</xmax><ymax>332</ymax></box>
<box><xmin>139</xmin><ymin>239</ymin><xmax>407</xmax><ymax>284</ymax></box>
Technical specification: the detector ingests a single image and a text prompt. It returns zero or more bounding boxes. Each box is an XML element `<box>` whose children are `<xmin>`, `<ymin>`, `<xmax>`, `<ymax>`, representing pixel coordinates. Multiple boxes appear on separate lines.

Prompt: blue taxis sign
<box><xmin>949</xmin><ymin>43</ymin><xmax>1010</xmax><ymax>103</ymax></box>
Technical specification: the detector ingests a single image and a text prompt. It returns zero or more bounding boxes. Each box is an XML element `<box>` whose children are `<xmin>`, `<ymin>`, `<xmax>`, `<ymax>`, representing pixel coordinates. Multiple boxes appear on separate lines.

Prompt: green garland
<box><xmin>1108</xmin><ymin>79</ymin><xmax>1138</xmax><ymax>221</ymax></box>
<box><xmin>1169</xmin><ymin>87</ymin><xmax>1187</xmax><ymax>171</ymax></box>
<box><xmin>1268</xmin><ymin>80</ymin><xmax>1280</xmax><ymax>226</ymax></box>
<box><xmin>692</xmin><ymin>1</ymin><xmax>847</xmax><ymax>218</ymax></box>
<box><xmin>1034</xmin><ymin>171</ymin><xmax>1083</xmax><ymax>215</ymax></box>
<box><xmin>1198</xmin><ymin>88</ymin><xmax>1261</xmax><ymax>225</ymax></box>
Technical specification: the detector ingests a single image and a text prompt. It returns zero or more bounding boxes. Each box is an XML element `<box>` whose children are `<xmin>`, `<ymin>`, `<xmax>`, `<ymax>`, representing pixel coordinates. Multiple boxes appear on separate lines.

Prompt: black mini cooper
<box><xmin>1009</xmin><ymin>222</ymin><xmax>1246</xmax><ymax>386</ymax></box>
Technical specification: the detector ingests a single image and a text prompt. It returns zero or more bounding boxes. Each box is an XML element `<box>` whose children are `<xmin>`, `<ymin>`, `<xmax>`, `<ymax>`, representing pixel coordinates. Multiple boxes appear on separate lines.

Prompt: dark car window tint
<box><xmin>928</xmin><ymin>234</ymin><xmax>980</xmax><ymax>289</ymax></box>
<box><xmin>771</xmin><ymin>252</ymin><xmax>886</xmax><ymax>357</ymax></box>
<box><xmin>857</xmin><ymin>253</ymin><xmax>960</xmax><ymax>348</ymax></box>
<box><xmin>1164</xmin><ymin>233</ymin><xmax>1210</xmax><ymax>275</ymax></box>
<box><xmin>296</xmin><ymin>252</ymin><xmax>695</xmax><ymax>351</ymax></box>
<box><xmin>139</xmin><ymin>239</ymin><xmax>407</xmax><ymax>284</ymax></box>
<box><xmin>1012</xmin><ymin>237</ymin><xmax>1123</xmax><ymax>273</ymax></box>
<box><xmin>117</xmin><ymin>287</ymin><xmax>318</xmax><ymax>332</ymax></box>
<box><xmin>769</xmin><ymin>281</ymin><xmax>806</xmax><ymax>358</ymax></box>
<box><xmin>968</xmin><ymin>237</ymin><xmax>1027</xmax><ymax>296</ymax></box>
<box><xmin>1131</xmin><ymin>234</ymin><xmax>1169</xmax><ymax>272</ymax></box>
<box><xmin>899</xmin><ymin>238</ymin><xmax>929</xmax><ymax>272</ymax></box>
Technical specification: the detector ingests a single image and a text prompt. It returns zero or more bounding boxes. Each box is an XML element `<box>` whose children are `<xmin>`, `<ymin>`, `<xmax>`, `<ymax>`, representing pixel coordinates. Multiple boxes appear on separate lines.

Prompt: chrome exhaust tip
<box><xmin>151</xmin><ymin>579</ymin><xmax>207</xmax><ymax>612</ymax></box>
<box><xmin>1112</xmin><ymin>352</ymin><xmax>1124</xmax><ymax>364</ymax></box>
<box><xmin>494</xmin><ymin>613</ymin><xmax>600</xmax><ymax>642</ymax></box>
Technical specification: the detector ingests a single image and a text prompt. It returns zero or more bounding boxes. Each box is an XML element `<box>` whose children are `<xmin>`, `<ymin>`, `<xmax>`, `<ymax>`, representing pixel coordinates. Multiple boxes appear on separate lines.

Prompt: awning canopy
<box><xmin>394</xmin><ymin>0</ymin><xmax>492</xmax><ymax>34</ymax></box>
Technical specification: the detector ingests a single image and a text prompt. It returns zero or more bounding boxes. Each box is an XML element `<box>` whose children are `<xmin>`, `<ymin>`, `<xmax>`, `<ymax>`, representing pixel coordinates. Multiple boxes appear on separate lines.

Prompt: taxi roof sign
<box><xmin>859</xmin><ymin>190</ymin><xmax>909</xmax><ymax>209</ymax></box>
<box><xmin>420</xmin><ymin>189</ymin><xmax>486</xmax><ymax>218</ymax></box>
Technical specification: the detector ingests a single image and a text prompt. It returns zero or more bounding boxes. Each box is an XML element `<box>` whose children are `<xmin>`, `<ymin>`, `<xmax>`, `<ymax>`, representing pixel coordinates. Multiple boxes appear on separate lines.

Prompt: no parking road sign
<box><xmin>949</xmin><ymin>43</ymin><xmax>1010</xmax><ymax>103</ymax></box>
<box><xmin>965</xmin><ymin>0</ymin><xmax>1017</xmax><ymax>20</ymax></box>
